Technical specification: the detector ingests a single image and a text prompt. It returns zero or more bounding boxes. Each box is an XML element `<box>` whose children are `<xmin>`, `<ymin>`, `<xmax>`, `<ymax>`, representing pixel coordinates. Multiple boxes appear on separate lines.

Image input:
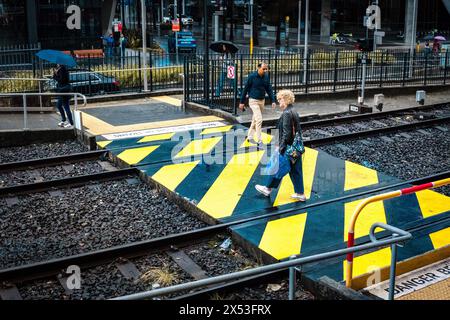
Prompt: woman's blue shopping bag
<box><xmin>264</xmin><ymin>151</ymin><xmax>291</xmax><ymax>179</ymax></box>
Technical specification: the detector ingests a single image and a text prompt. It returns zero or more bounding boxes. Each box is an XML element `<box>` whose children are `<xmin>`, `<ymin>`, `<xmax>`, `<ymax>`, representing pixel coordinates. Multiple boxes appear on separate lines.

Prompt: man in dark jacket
<box><xmin>53</xmin><ymin>64</ymin><xmax>73</xmax><ymax>128</ymax></box>
<box><xmin>239</xmin><ymin>62</ymin><xmax>276</xmax><ymax>145</ymax></box>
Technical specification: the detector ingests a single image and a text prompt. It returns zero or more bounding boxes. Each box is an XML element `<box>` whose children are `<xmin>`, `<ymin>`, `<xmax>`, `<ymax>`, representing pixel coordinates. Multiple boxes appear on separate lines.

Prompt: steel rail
<box><xmin>0</xmin><ymin>170</ymin><xmax>448</xmax><ymax>284</ymax></box>
<box><xmin>0</xmin><ymin>167</ymin><xmax>137</xmax><ymax>196</ymax></box>
<box><xmin>258</xmin><ymin>101</ymin><xmax>450</xmax><ymax>129</ymax></box>
<box><xmin>0</xmin><ymin>150</ymin><xmax>108</xmax><ymax>172</ymax></box>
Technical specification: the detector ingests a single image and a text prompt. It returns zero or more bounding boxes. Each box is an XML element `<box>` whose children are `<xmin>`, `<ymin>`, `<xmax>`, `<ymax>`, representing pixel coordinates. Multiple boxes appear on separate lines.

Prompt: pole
<box><xmin>303</xmin><ymin>0</ymin><xmax>309</xmax><ymax>83</ymax></box>
<box><xmin>250</xmin><ymin>0</ymin><xmax>254</xmax><ymax>55</ymax></box>
<box><xmin>388</xmin><ymin>237</ymin><xmax>399</xmax><ymax>301</ymax></box>
<box><xmin>373</xmin><ymin>0</ymin><xmax>378</xmax><ymax>52</ymax></box>
<box><xmin>141</xmin><ymin>0</ymin><xmax>148</xmax><ymax>91</ymax></box>
<box><xmin>161</xmin><ymin>0</ymin><xmax>164</xmax><ymax>23</ymax></box>
<box><xmin>204</xmin><ymin>0</ymin><xmax>209</xmax><ymax>104</ymax></box>
<box><xmin>360</xmin><ymin>53</ymin><xmax>367</xmax><ymax>105</ymax></box>
<box><xmin>297</xmin><ymin>1</ymin><xmax>302</xmax><ymax>45</ymax></box>
<box><xmin>214</xmin><ymin>13</ymin><xmax>219</xmax><ymax>41</ymax></box>
<box><xmin>182</xmin><ymin>0</ymin><xmax>185</xmax><ymax>15</ymax></box>
<box><xmin>409</xmin><ymin>0</ymin><xmax>418</xmax><ymax>78</ymax></box>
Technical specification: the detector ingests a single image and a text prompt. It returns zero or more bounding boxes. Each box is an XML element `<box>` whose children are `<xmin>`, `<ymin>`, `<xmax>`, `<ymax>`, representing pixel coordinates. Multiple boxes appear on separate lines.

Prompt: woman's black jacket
<box><xmin>276</xmin><ymin>104</ymin><xmax>302</xmax><ymax>155</ymax></box>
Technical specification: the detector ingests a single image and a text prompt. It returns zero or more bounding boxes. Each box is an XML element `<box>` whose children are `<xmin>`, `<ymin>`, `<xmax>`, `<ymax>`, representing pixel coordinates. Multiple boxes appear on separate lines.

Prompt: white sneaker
<box><xmin>63</xmin><ymin>123</ymin><xmax>73</xmax><ymax>128</ymax></box>
<box><xmin>291</xmin><ymin>193</ymin><xmax>306</xmax><ymax>202</ymax></box>
<box><xmin>58</xmin><ymin>121</ymin><xmax>66</xmax><ymax>127</ymax></box>
<box><xmin>255</xmin><ymin>185</ymin><xmax>271</xmax><ymax>197</ymax></box>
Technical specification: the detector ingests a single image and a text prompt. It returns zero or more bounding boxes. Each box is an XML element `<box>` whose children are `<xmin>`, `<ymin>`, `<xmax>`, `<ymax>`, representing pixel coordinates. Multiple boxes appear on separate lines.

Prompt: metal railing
<box><xmin>0</xmin><ymin>92</ymin><xmax>87</xmax><ymax>130</ymax></box>
<box><xmin>346</xmin><ymin>177</ymin><xmax>450</xmax><ymax>292</ymax></box>
<box><xmin>111</xmin><ymin>222</ymin><xmax>411</xmax><ymax>301</ymax></box>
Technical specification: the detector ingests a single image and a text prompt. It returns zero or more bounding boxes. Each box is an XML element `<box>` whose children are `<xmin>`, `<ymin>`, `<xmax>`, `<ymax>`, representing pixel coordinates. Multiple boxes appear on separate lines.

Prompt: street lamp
<box><xmin>141</xmin><ymin>0</ymin><xmax>148</xmax><ymax>91</ymax></box>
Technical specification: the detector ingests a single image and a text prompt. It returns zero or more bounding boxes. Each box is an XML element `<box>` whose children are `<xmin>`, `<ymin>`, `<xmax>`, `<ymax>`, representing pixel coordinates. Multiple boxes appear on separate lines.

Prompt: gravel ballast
<box><xmin>0</xmin><ymin>140</ymin><xmax>88</xmax><ymax>164</ymax></box>
<box><xmin>0</xmin><ymin>178</ymin><xmax>207</xmax><ymax>269</ymax></box>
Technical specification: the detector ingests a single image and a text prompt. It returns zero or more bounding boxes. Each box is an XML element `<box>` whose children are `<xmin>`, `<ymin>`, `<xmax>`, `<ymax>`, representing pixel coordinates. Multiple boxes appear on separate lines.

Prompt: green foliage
<box><xmin>0</xmin><ymin>71</ymin><xmax>40</xmax><ymax>93</ymax></box>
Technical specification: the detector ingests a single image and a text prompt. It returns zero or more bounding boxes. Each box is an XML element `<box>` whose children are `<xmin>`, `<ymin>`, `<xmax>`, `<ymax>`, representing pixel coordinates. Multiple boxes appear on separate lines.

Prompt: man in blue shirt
<box><xmin>239</xmin><ymin>62</ymin><xmax>276</xmax><ymax>145</ymax></box>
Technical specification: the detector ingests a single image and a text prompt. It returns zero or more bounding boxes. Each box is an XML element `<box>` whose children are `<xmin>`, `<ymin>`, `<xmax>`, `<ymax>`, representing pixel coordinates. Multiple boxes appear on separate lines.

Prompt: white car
<box><xmin>181</xmin><ymin>15</ymin><xmax>194</xmax><ymax>25</ymax></box>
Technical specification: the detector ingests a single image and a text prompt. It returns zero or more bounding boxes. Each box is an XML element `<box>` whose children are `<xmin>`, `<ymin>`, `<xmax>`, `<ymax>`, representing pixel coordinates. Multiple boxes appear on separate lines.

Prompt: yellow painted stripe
<box><xmin>240</xmin><ymin>132</ymin><xmax>273</xmax><ymax>148</ymax></box>
<box><xmin>416</xmin><ymin>189</ymin><xmax>450</xmax><ymax>218</ymax></box>
<box><xmin>152</xmin><ymin>161</ymin><xmax>200</xmax><ymax>192</ymax></box>
<box><xmin>429</xmin><ymin>227</ymin><xmax>450</xmax><ymax>249</ymax></box>
<box><xmin>201</xmin><ymin>125</ymin><xmax>233</xmax><ymax>135</ymax></box>
<box><xmin>343</xmin><ymin>247</ymin><xmax>391</xmax><ymax>279</ymax></box>
<box><xmin>81</xmin><ymin>112</ymin><xmax>115</xmax><ymax>135</ymax></box>
<box><xmin>174</xmin><ymin>137</ymin><xmax>223</xmax><ymax>159</ymax></box>
<box><xmin>138</xmin><ymin>133</ymin><xmax>175</xmax><ymax>143</ymax></box>
<box><xmin>259</xmin><ymin>213</ymin><xmax>308</xmax><ymax>260</ymax></box>
<box><xmin>273</xmin><ymin>147</ymin><xmax>319</xmax><ymax>206</ymax></box>
<box><xmin>152</xmin><ymin>95</ymin><xmax>182</xmax><ymax>106</ymax></box>
<box><xmin>344</xmin><ymin>199</ymin><xmax>387</xmax><ymax>240</ymax></box>
<box><xmin>197</xmin><ymin>150</ymin><xmax>265</xmax><ymax>219</ymax></box>
<box><xmin>344</xmin><ymin>161</ymin><xmax>379</xmax><ymax>191</ymax></box>
<box><xmin>117</xmin><ymin>145</ymin><xmax>159</xmax><ymax>165</ymax></box>
<box><xmin>96</xmin><ymin>141</ymin><xmax>112</xmax><ymax>149</ymax></box>
<box><xmin>84</xmin><ymin>115</ymin><xmax>224</xmax><ymax>136</ymax></box>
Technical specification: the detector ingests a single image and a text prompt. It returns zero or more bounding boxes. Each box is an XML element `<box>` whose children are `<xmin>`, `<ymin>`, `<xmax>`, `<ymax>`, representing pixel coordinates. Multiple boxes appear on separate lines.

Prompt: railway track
<box><xmin>1</xmin><ymin>170</ymin><xmax>448</xmax><ymax>300</ymax></box>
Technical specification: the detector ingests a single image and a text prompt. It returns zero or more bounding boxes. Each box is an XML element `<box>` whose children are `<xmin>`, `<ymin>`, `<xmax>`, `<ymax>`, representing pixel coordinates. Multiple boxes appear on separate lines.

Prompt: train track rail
<box><xmin>1</xmin><ymin>170</ymin><xmax>448</xmax><ymax>299</ymax></box>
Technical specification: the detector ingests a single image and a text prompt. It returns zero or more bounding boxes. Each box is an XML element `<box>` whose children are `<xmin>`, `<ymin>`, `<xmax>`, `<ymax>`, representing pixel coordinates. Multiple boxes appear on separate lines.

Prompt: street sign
<box><xmin>357</xmin><ymin>58</ymin><xmax>372</xmax><ymax>64</ymax></box>
<box><xmin>227</xmin><ymin>65</ymin><xmax>235</xmax><ymax>79</ymax></box>
<box><xmin>374</xmin><ymin>30</ymin><xmax>385</xmax><ymax>37</ymax></box>
<box><xmin>172</xmin><ymin>21</ymin><xmax>180</xmax><ymax>32</ymax></box>
<box><xmin>365</xmin><ymin>5</ymin><xmax>381</xmax><ymax>30</ymax></box>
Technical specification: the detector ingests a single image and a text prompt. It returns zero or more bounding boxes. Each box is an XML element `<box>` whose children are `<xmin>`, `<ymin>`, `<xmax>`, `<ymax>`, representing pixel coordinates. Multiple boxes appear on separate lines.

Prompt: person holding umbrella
<box><xmin>52</xmin><ymin>64</ymin><xmax>73</xmax><ymax>128</ymax></box>
<box><xmin>239</xmin><ymin>62</ymin><xmax>276</xmax><ymax>147</ymax></box>
<box><xmin>36</xmin><ymin>50</ymin><xmax>77</xmax><ymax>128</ymax></box>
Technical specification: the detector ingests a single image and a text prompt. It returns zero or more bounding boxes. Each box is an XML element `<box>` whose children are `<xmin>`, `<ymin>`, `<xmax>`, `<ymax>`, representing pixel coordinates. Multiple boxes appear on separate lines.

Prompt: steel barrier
<box><xmin>111</xmin><ymin>222</ymin><xmax>411</xmax><ymax>301</ymax></box>
<box><xmin>345</xmin><ymin>178</ymin><xmax>450</xmax><ymax>294</ymax></box>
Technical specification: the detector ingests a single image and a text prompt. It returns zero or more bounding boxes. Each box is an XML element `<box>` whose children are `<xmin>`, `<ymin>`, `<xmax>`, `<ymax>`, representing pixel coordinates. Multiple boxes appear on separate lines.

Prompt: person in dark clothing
<box><xmin>239</xmin><ymin>62</ymin><xmax>276</xmax><ymax>146</ymax></box>
<box><xmin>255</xmin><ymin>89</ymin><xmax>306</xmax><ymax>202</ymax></box>
<box><xmin>52</xmin><ymin>64</ymin><xmax>73</xmax><ymax>128</ymax></box>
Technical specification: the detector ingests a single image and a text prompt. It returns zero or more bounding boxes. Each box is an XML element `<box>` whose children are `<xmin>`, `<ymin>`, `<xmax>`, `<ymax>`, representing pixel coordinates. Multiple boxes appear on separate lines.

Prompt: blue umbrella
<box><xmin>36</xmin><ymin>49</ymin><xmax>77</xmax><ymax>68</ymax></box>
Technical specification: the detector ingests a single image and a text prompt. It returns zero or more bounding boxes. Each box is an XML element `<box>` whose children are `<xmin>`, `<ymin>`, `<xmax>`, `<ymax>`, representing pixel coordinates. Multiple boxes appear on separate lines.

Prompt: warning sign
<box><xmin>363</xmin><ymin>257</ymin><xmax>450</xmax><ymax>300</ymax></box>
<box><xmin>172</xmin><ymin>19</ymin><xmax>180</xmax><ymax>32</ymax></box>
<box><xmin>227</xmin><ymin>65</ymin><xmax>235</xmax><ymax>79</ymax></box>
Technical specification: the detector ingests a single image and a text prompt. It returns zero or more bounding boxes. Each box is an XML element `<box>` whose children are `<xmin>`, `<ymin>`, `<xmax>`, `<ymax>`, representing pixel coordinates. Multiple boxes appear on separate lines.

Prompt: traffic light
<box><xmin>243</xmin><ymin>4</ymin><xmax>251</xmax><ymax>23</ymax></box>
<box><xmin>168</xmin><ymin>5</ymin><xmax>174</xmax><ymax>19</ymax></box>
<box><xmin>256</xmin><ymin>5</ymin><xmax>263</xmax><ymax>20</ymax></box>
<box><xmin>356</xmin><ymin>38</ymin><xmax>374</xmax><ymax>52</ymax></box>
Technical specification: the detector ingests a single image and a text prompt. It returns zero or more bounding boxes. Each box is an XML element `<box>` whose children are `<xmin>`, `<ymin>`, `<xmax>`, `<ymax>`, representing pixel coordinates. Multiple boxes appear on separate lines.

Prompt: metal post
<box><xmin>388</xmin><ymin>235</ymin><xmax>399</xmax><ymax>301</ymax></box>
<box><xmin>409</xmin><ymin>0</ymin><xmax>418</xmax><ymax>78</ymax></box>
<box><xmin>288</xmin><ymin>255</ymin><xmax>296</xmax><ymax>300</ymax></box>
<box><xmin>182</xmin><ymin>0</ymin><xmax>185</xmax><ymax>15</ymax></box>
<box><xmin>302</xmin><ymin>0</ymin><xmax>309</xmax><ymax>83</ymax></box>
<box><xmin>297</xmin><ymin>1</ymin><xmax>302</xmax><ymax>45</ymax></box>
<box><xmin>360</xmin><ymin>53</ymin><xmax>367</xmax><ymax>104</ymax></box>
<box><xmin>174</xmin><ymin>0</ymin><xmax>178</xmax><ymax>59</ymax></box>
<box><xmin>250</xmin><ymin>0</ymin><xmax>254</xmax><ymax>55</ymax></box>
<box><xmin>23</xmin><ymin>94</ymin><xmax>28</xmax><ymax>130</ymax></box>
<box><xmin>38</xmin><ymin>81</ymin><xmax>43</xmax><ymax>112</ymax></box>
<box><xmin>161</xmin><ymin>0</ymin><xmax>164</xmax><ymax>23</ymax></box>
<box><xmin>141</xmin><ymin>0</ymin><xmax>149</xmax><ymax>91</ymax></box>
<box><xmin>214</xmin><ymin>13</ymin><xmax>220</xmax><ymax>42</ymax></box>
<box><xmin>203</xmin><ymin>0</ymin><xmax>210</xmax><ymax>104</ymax></box>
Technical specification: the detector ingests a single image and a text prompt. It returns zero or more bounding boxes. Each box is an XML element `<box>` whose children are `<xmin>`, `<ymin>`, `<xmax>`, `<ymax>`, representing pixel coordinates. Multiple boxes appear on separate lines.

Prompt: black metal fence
<box><xmin>185</xmin><ymin>48</ymin><xmax>450</xmax><ymax>114</ymax></box>
<box><xmin>0</xmin><ymin>49</ymin><xmax>184</xmax><ymax>96</ymax></box>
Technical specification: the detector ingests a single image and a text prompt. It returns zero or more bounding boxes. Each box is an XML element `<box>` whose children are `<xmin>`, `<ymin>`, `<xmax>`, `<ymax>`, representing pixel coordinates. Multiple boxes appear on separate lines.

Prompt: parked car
<box><xmin>44</xmin><ymin>70</ymin><xmax>120</xmax><ymax>95</ymax></box>
<box><xmin>180</xmin><ymin>15</ymin><xmax>194</xmax><ymax>25</ymax></box>
<box><xmin>168</xmin><ymin>31</ymin><xmax>197</xmax><ymax>54</ymax></box>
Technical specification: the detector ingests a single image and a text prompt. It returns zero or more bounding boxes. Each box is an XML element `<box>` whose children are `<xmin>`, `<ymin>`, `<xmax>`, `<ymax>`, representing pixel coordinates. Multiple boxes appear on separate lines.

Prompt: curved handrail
<box><xmin>345</xmin><ymin>177</ymin><xmax>450</xmax><ymax>288</ymax></box>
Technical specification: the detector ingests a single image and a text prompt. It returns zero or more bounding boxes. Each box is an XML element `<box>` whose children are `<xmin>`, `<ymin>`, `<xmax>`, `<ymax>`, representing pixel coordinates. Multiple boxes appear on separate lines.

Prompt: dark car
<box><xmin>44</xmin><ymin>70</ymin><xmax>120</xmax><ymax>95</ymax></box>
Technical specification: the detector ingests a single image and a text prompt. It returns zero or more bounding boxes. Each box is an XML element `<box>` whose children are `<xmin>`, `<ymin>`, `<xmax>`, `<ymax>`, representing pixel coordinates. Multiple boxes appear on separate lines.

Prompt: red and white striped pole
<box><xmin>345</xmin><ymin>178</ymin><xmax>450</xmax><ymax>288</ymax></box>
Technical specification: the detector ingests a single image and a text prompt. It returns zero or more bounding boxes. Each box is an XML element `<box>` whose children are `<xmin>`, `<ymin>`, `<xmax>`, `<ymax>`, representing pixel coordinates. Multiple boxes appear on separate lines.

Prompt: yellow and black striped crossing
<box><xmin>99</xmin><ymin>119</ymin><xmax>450</xmax><ymax>289</ymax></box>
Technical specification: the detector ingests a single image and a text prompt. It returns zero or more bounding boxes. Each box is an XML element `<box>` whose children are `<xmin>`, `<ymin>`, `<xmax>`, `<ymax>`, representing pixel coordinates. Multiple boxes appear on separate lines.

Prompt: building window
<box><xmin>0</xmin><ymin>0</ymin><xmax>27</xmax><ymax>45</ymax></box>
